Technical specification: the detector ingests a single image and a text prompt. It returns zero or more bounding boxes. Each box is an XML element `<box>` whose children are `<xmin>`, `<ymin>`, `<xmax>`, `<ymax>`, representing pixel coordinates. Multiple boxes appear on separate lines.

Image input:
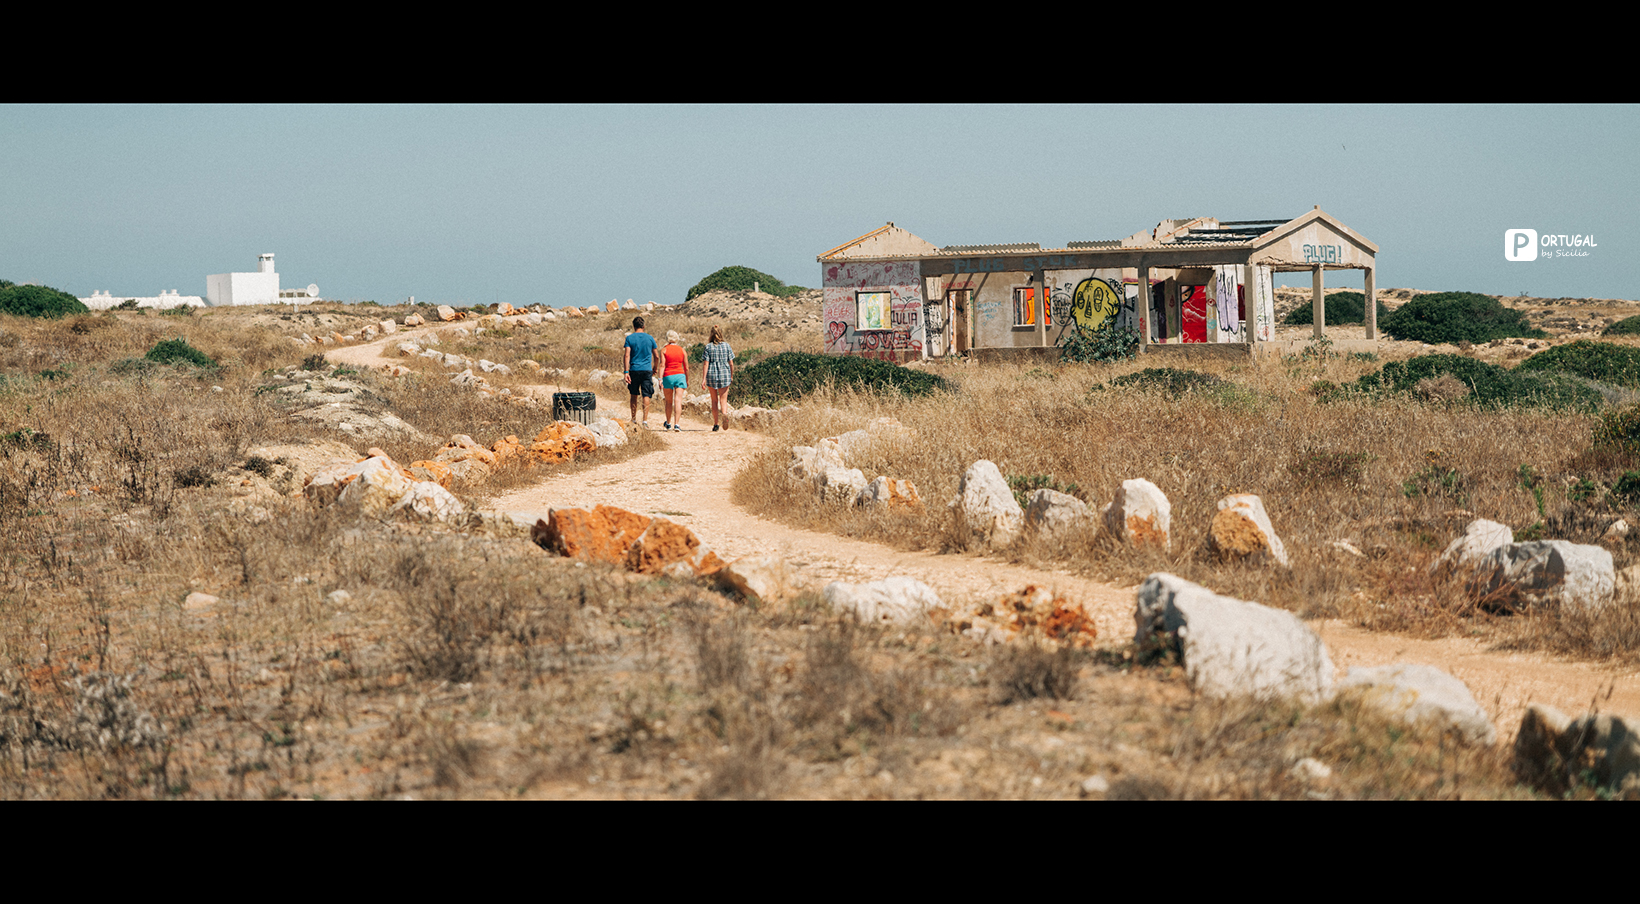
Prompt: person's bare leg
<box><xmin>629</xmin><ymin>391</ymin><xmax>638</xmax><ymax>424</ymax></box>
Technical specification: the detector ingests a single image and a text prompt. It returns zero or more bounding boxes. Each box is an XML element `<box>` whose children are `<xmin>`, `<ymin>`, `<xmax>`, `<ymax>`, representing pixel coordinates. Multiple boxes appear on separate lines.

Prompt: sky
<box><xmin>3</xmin><ymin>104</ymin><xmax>1637</xmax><ymax>306</ymax></box>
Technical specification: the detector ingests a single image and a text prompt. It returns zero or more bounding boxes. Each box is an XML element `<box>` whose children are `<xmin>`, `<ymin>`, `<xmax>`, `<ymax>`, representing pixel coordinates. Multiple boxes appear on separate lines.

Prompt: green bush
<box><xmin>1100</xmin><ymin>367</ymin><xmax>1230</xmax><ymax>398</ymax></box>
<box><xmin>1604</xmin><ymin>316</ymin><xmax>1640</xmax><ymax>337</ymax></box>
<box><xmin>1594</xmin><ymin>406</ymin><xmax>1640</xmax><ymax>459</ymax></box>
<box><xmin>144</xmin><ymin>338</ymin><xmax>217</xmax><ymax>370</ymax></box>
<box><xmin>0</xmin><ymin>283</ymin><xmax>89</xmax><ymax>319</ymax></box>
<box><xmin>728</xmin><ymin>352</ymin><xmax>950</xmax><ymax>407</ymax></box>
<box><xmin>1282</xmin><ymin>291</ymin><xmax>1389</xmax><ymax>326</ymax></box>
<box><xmin>1059</xmin><ymin>317</ymin><xmax>1140</xmax><ymax>364</ymax></box>
<box><xmin>1516</xmin><ymin>340</ymin><xmax>1640</xmax><ymax>389</ymax></box>
<box><xmin>685</xmin><ymin>266</ymin><xmax>809</xmax><ymax>302</ymax></box>
<box><xmin>1352</xmin><ymin>353</ymin><xmax>1601</xmax><ymax>411</ymax></box>
<box><xmin>1378</xmin><ymin>292</ymin><xmax>1545</xmax><ymax>345</ymax></box>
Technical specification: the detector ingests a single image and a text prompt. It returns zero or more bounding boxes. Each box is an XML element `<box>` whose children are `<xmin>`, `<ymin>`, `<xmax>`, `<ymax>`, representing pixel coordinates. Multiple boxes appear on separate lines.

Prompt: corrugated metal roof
<box><xmin>940</xmin><ymin>242</ymin><xmax>1040</xmax><ymax>253</ymax></box>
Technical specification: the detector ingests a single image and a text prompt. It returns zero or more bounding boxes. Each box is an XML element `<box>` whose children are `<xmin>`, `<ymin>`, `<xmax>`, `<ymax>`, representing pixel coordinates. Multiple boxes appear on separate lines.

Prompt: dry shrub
<box><xmin>990</xmin><ymin>642</ymin><xmax>1080</xmax><ymax>704</ymax></box>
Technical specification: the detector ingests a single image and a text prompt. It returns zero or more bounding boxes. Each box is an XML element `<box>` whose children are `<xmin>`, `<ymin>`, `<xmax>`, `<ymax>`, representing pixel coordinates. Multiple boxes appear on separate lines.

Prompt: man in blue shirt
<box><xmin>623</xmin><ymin>316</ymin><xmax>659</xmax><ymax>428</ymax></box>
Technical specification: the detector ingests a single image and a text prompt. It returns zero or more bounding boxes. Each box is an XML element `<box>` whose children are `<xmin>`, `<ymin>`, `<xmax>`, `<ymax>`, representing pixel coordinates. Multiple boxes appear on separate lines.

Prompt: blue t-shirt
<box><xmin>624</xmin><ymin>332</ymin><xmax>658</xmax><ymax>373</ymax></box>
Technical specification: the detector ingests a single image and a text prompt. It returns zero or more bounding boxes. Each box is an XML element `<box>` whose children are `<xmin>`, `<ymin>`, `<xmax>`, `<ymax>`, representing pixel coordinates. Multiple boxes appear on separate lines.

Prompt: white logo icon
<box><xmin>1506</xmin><ymin>229</ymin><xmax>1538</xmax><ymax>261</ymax></box>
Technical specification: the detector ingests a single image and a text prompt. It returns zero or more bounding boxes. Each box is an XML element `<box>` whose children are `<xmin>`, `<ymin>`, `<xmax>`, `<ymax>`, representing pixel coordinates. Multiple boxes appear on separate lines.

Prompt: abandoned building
<box><xmin>817</xmin><ymin>208</ymin><xmax>1379</xmax><ymax>362</ymax></box>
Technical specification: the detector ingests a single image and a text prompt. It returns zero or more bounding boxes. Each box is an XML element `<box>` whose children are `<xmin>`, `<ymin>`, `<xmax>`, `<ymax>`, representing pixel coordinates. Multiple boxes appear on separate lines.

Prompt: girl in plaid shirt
<box><xmin>704</xmin><ymin>326</ymin><xmax>736</xmax><ymax>432</ymax></box>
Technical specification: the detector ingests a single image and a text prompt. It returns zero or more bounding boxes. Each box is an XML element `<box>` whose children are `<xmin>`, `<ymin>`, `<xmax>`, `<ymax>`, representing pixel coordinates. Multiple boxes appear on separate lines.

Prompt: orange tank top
<box><xmin>663</xmin><ymin>344</ymin><xmax>686</xmax><ymax>376</ymax></box>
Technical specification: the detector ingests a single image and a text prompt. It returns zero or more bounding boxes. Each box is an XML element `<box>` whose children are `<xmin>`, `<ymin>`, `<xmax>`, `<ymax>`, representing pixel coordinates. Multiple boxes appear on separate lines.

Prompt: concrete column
<box><xmin>1243</xmin><ymin>263</ymin><xmax>1257</xmax><ymax>347</ymax></box>
<box><xmin>1364</xmin><ymin>265</ymin><xmax>1377</xmax><ymax>341</ymax></box>
<box><xmin>1312</xmin><ymin>264</ymin><xmax>1325</xmax><ymax>339</ymax></box>
<box><xmin>1137</xmin><ymin>258</ymin><xmax>1150</xmax><ymax>347</ymax></box>
<box><xmin>1036</xmin><ymin>268</ymin><xmax>1048</xmax><ymax>347</ymax></box>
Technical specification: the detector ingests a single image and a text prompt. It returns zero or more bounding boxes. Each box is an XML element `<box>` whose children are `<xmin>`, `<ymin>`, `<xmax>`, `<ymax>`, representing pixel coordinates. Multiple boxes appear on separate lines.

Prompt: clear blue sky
<box><xmin>3</xmin><ymin>104</ymin><xmax>1636</xmax><ymax>305</ymax></box>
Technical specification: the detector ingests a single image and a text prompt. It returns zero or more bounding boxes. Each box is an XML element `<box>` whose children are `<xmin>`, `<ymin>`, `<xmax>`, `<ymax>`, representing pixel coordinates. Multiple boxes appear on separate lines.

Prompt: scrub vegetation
<box><xmin>2</xmin><ymin>296</ymin><xmax>1627</xmax><ymax>799</ymax></box>
<box><xmin>1282</xmin><ymin>291</ymin><xmax>1388</xmax><ymax>327</ymax></box>
<box><xmin>684</xmin><ymin>266</ymin><xmax>809</xmax><ymax>302</ymax></box>
<box><xmin>1379</xmin><ymin>292</ymin><xmax>1547</xmax><ymax>345</ymax></box>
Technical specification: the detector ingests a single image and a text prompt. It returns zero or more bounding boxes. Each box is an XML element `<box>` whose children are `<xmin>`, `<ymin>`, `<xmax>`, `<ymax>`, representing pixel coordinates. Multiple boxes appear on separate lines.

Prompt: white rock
<box><xmin>1134</xmin><ymin>573</ymin><xmax>1334</xmax><ymax>704</ymax></box>
<box><xmin>1334</xmin><ymin>663</ymin><xmax>1498</xmax><ymax>746</ymax></box>
<box><xmin>817</xmin><ymin>465</ymin><xmax>868</xmax><ymax>506</ymax></box>
<box><xmin>477</xmin><ymin>359</ymin><xmax>498</xmax><ymax>373</ymax></box>
<box><xmin>1211</xmin><ymin>494</ymin><xmax>1287</xmax><ymax>566</ymax></box>
<box><xmin>824</xmin><ymin>577</ymin><xmax>942</xmax><ymax>625</ymax></box>
<box><xmin>336</xmin><ymin>456</ymin><xmax>415</xmax><ymax>517</ymax></box>
<box><xmin>1026</xmin><ymin>488</ymin><xmax>1094</xmax><ymax>545</ymax></box>
<box><xmin>396</xmin><ymin>342</ymin><xmax>421</xmax><ymax>357</ymax></box>
<box><xmin>183</xmin><ymin>592</ymin><xmax>219</xmax><ymax>611</ymax></box>
<box><xmin>951</xmin><ymin>460</ymin><xmax>1023</xmax><ymax>551</ymax></box>
<box><xmin>715</xmin><ymin>556</ymin><xmax>796</xmax><ymax>606</ymax></box>
<box><xmin>1430</xmin><ymin>519</ymin><xmax>1513</xmax><ymax>581</ymax></box>
<box><xmin>1603</xmin><ymin>519</ymin><xmax>1630</xmax><ymax>546</ymax></box>
<box><xmin>588</xmin><ymin>369</ymin><xmax>612</xmax><ymax>384</ymax></box>
<box><xmin>1101</xmin><ymin>478</ymin><xmax>1172</xmax><ymax>551</ymax></box>
<box><xmin>379</xmin><ymin>319</ymin><xmax>396</xmax><ymax>334</ymax></box>
<box><xmin>1289</xmin><ymin>758</ymin><xmax>1332</xmax><ymax>783</ymax></box>
<box><xmin>1469</xmin><ymin>540</ymin><xmax>1615</xmax><ymax>613</ymax></box>
<box><xmin>390</xmin><ymin>480</ymin><xmax>466</xmax><ymax>522</ymax></box>
<box><xmin>1079</xmin><ymin>775</ymin><xmax>1110</xmax><ymax>795</ymax></box>
<box><xmin>586</xmin><ymin>417</ymin><xmax>628</xmax><ymax>449</ymax></box>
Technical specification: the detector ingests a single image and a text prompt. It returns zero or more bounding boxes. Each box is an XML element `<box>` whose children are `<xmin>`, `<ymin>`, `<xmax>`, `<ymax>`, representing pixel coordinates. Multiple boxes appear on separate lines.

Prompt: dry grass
<box><xmin>0</xmin><ymin>306</ymin><xmax>1581</xmax><ymax>798</ymax></box>
<box><xmin>732</xmin><ymin>350</ymin><xmax>1640</xmax><ymax>660</ymax></box>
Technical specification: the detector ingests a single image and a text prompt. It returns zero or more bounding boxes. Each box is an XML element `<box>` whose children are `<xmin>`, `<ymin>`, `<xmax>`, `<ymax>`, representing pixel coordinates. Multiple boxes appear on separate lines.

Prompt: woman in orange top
<box><xmin>660</xmin><ymin>330</ymin><xmax>690</xmax><ymax>432</ymax></box>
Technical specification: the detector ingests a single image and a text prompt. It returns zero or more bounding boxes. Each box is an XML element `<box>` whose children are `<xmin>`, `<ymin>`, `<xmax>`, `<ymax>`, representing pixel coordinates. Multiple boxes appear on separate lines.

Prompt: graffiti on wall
<box><xmin>821</xmin><ymin>261</ymin><xmax>924</xmax><ymax>356</ymax></box>
<box><xmin>1048</xmin><ymin>271</ymin><xmax>1137</xmax><ymax>335</ymax></box>
<box><xmin>1211</xmin><ymin>265</ymin><xmax>1244</xmax><ymax>343</ymax></box>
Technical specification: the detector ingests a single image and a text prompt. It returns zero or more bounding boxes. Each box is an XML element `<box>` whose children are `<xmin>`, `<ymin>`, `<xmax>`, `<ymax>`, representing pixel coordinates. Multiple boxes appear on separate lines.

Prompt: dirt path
<box><xmin>328</xmin><ymin>325</ymin><xmax>1640</xmax><ymax>736</ymax></box>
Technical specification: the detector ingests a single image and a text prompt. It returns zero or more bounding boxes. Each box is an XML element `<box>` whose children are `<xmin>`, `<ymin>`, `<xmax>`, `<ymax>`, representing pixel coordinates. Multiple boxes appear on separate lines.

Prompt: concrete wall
<box><xmin>821</xmin><ymin>260</ymin><xmax>925</xmax><ymax>362</ymax></box>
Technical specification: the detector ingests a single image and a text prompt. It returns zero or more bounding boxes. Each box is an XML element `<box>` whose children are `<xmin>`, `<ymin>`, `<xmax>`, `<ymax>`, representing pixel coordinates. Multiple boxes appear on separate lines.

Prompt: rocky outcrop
<box><xmin>714</xmin><ymin>556</ymin><xmax>797</xmax><ymax>606</ymax></box>
<box><xmin>533</xmin><ymin>505</ymin><xmax>654</xmax><ymax>565</ymax></box>
<box><xmin>626</xmin><ymin>517</ymin><xmax>725</xmax><ymax>578</ymax></box>
<box><xmin>856</xmin><ymin>476</ymin><xmax>922</xmax><ymax>509</ymax></box>
<box><xmin>1134</xmin><ymin>573</ymin><xmax>1333</xmax><ymax>704</ymax></box>
<box><xmin>960</xmin><ymin>585</ymin><xmax>1097</xmax><ymax>648</ymax></box>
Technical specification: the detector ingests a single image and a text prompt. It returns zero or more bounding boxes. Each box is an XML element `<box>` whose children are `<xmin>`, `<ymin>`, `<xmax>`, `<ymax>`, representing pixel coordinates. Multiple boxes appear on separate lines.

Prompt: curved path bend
<box><xmin>329</xmin><ymin>322</ymin><xmax>1640</xmax><ymax>736</ymax></box>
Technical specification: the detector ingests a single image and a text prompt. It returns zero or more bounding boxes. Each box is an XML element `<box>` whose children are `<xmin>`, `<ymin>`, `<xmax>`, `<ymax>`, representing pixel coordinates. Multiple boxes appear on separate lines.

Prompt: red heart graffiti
<box><xmin>828</xmin><ymin>321</ymin><xmax>847</xmax><ymax>344</ymax></box>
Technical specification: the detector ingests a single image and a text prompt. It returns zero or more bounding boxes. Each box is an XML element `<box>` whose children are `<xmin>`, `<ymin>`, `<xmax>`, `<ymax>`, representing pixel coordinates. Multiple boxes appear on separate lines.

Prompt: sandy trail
<box><xmin>329</xmin><ymin>324</ymin><xmax>1640</xmax><ymax>735</ymax></box>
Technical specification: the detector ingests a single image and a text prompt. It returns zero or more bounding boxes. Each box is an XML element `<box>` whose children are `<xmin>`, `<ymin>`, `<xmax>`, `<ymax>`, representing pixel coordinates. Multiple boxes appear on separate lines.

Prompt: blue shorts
<box><xmin>662</xmin><ymin>374</ymin><xmax>687</xmax><ymax>390</ymax></box>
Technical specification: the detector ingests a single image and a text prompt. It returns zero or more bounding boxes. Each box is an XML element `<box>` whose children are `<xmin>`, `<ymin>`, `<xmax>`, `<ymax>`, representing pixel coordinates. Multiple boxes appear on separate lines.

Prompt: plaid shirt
<box><xmin>703</xmin><ymin>342</ymin><xmax>735</xmax><ymax>386</ymax></box>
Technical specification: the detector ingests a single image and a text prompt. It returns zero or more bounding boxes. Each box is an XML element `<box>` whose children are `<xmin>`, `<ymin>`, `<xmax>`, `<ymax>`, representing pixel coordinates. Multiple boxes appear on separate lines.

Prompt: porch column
<box><xmin>1312</xmin><ymin>264</ymin><xmax>1325</xmax><ymax>339</ymax></box>
<box><xmin>1364</xmin><ymin>264</ymin><xmax>1377</xmax><ymax>341</ymax></box>
<box><xmin>1036</xmin><ymin>267</ymin><xmax>1048</xmax><ymax>348</ymax></box>
<box><xmin>1137</xmin><ymin>257</ymin><xmax>1150</xmax><ymax>347</ymax></box>
<box><xmin>1243</xmin><ymin>263</ymin><xmax>1257</xmax><ymax>347</ymax></box>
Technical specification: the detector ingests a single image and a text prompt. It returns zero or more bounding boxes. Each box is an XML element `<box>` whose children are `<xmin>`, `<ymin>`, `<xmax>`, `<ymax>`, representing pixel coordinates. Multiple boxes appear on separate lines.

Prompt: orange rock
<box><xmin>490</xmin><ymin>435</ymin><xmax>524</xmax><ymax>466</ymax></box>
<box><xmin>433</xmin><ymin>434</ymin><xmax>497</xmax><ymax>468</ymax></box>
<box><xmin>408</xmin><ymin>460</ymin><xmax>452</xmax><ymax>488</ymax></box>
<box><xmin>1207</xmin><ymin>508</ymin><xmax>1268</xmax><ymax>561</ymax></box>
<box><xmin>625</xmin><ymin>518</ymin><xmax>701</xmax><ymax>574</ymax></box>
<box><xmin>535</xmin><ymin>505</ymin><xmax>653</xmax><ymax>564</ymax></box>
<box><xmin>1126</xmin><ymin>513</ymin><xmax>1168</xmax><ymax>550</ymax></box>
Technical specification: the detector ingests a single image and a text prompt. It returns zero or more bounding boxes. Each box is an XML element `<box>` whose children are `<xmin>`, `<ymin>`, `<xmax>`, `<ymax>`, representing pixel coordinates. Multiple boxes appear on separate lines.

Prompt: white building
<box><xmin>206</xmin><ymin>253</ymin><xmax>280</xmax><ymax>307</ymax></box>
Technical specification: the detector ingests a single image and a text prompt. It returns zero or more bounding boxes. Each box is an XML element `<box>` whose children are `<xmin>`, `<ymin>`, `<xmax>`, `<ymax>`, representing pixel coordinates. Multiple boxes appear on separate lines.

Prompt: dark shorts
<box><xmin>627</xmin><ymin>371</ymin><xmax>654</xmax><ymax>398</ymax></box>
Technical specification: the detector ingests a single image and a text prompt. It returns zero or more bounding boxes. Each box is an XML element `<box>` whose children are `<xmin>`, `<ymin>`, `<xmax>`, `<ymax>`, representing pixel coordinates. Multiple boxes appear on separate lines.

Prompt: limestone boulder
<box><xmin>1205</xmin><ymin>494</ymin><xmax>1288</xmax><ymax>567</ymax></box>
<box><xmin>856</xmin><ymin>476</ymin><xmax>922</xmax><ymax>509</ymax></box>
<box><xmin>531</xmin><ymin>421</ymin><xmax>597</xmax><ymax>463</ymax></box>
<box><xmin>1468</xmin><ymin>540</ymin><xmax>1615</xmax><ymax>613</ymax></box>
<box><xmin>1430</xmin><ymin>519</ymin><xmax>1513</xmax><ymax>581</ymax></box>
<box><xmin>787</xmin><ymin>440</ymin><xmax>846</xmax><ymax>485</ymax></box>
<box><xmin>1101</xmin><ymin>478</ymin><xmax>1171</xmax><ymax>551</ymax></box>
<box><xmin>605</xmin><ymin>299</ymin><xmax>620</xmax><ymax>313</ymax></box>
<box><xmin>334</xmin><ymin>456</ymin><xmax>415</xmax><ymax>516</ymax></box>
<box><xmin>533</xmin><ymin>505</ymin><xmax>653</xmax><ymax>565</ymax></box>
<box><xmin>1333</xmin><ymin>663</ymin><xmax>1497</xmax><ymax>746</ymax></box>
<box><xmin>970</xmin><ymin>585</ymin><xmax>1098</xmax><ymax>648</ymax></box>
<box><xmin>1026</xmin><ymin>488</ymin><xmax>1095</xmax><ymax>546</ymax></box>
<box><xmin>586</xmin><ymin>417</ymin><xmax>628</xmax><ymax>449</ymax></box>
<box><xmin>714</xmin><ymin>556</ymin><xmax>797</xmax><ymax>606</ymax></box>
<box><xmin>437</xmin><ymin>305</ymin><xmax>457</xmax><ymax>322</ymax></box>
<box><xmin>396</xmin><ymin>342</ymin><xmax>421</xmax><ymax>357</ymax></box>
<box><xmin>1514</xmin><ymin>704</ymin><xmax>1640</xmax><ymax>797</ymax></box>
<box><xmin>817</xmin><ymin>465</ymin><xmax>868</xmax><ymax>507</ymax></box>
<box><xmin>379</xmin><ymin>319</ymin><xmax>396</xmax><ymax>334</ymax></box>
<box><xmin>951</xmin><ymin>460</ymin><xmax>1023</xmax><ymax>551</ymax></box>
<box><xmin>626</xmin><ymin>517</ymin><xmax>725</xmax><ymax>578</ymax></box>
<box><xmin>390</xmin><ymin>479</ymin><xmax>465</xmax><ymax>522</ymax></box>
<box><xmin>1134</xmin><ymin>573</ymin><xmax>1333</xmax><ymax>704</ymax></box>
<box><xmin>824</xmin><ymin>577</ymin><xmax>942</xmax><ymax>625</ymax></box>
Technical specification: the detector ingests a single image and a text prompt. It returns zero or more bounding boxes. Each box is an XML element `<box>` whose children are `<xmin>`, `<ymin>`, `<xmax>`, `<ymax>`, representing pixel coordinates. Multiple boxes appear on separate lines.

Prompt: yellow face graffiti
<box><xmin>1071</xmin><ymin>277</ymin><xmax>1122</xmax><ymax>331</ymax></box>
